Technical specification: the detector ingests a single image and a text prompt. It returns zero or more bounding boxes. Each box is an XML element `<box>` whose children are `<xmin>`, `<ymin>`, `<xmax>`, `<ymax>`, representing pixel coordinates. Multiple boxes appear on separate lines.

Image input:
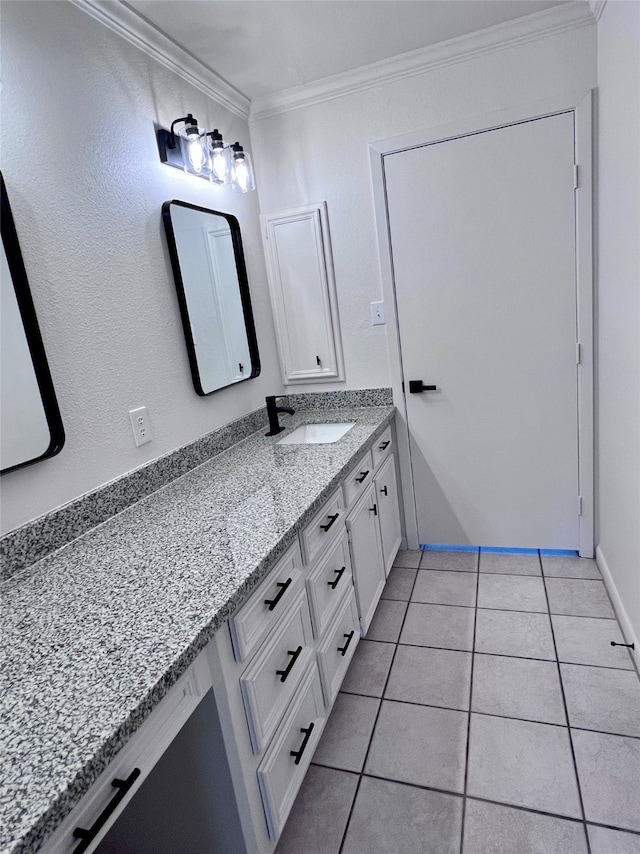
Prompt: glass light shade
<box><xmin>178</xmin><ymin>125</ymin><xmax>210</xmax><ymax>176</ymax></box>
<box><xmin>229</xmin><ymin>145</ymin><xmax>255</xmax><ymax>193</ymax></box>
<box><xmin>209</xmin><ymin>144</ymin><xmax>229</xmax><ymax>185</ymax></box>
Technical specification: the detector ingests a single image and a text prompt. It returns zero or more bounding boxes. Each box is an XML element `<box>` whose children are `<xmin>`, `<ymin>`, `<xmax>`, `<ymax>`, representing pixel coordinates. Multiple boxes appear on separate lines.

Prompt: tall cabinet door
<box><xmin>346</xmin><ymin>484</ymin><xmax>386</xmax><ymax>634</ymax></box>
<box><xmin>375</xmin><ymin>455</ymin><xmax>402</xmax><ymax>576</ymax></box>
<box><xmin>261</xmin><ymin>202</ymin><xmax>345</xmax><ymax>384</ymax></box>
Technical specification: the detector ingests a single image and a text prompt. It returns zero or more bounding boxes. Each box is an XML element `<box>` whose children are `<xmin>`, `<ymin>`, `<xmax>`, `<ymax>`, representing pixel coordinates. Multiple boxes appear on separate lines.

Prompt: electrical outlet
<box><xmin>370</xmin><ymin>301</ymin><xmax>385</xmax><ymax>325</ymax></box>
<box><xmin>128</xmin><ymin>406</ymin><xmax>153</xmax><ymax>447</ymax></box>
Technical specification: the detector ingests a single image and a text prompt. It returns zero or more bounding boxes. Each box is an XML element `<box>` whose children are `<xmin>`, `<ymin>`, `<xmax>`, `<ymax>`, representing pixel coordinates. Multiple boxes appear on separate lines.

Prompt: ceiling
<box><xmin>125</xmin><ymin>0</ymin><xmax>570</xmax><ymax>102</ymax></box>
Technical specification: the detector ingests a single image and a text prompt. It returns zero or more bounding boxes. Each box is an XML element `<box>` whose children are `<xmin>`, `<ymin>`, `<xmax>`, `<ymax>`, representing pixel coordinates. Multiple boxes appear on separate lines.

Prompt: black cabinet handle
<box><xmin>73</xmin><ymin>768</ymin><xmax>141</xmax><ymax>853</ymax></box>
<box><xmin>369</xmin><ymin>503</ymin><xmax>378</xmax><ymax>516</ymax></box>
<box><xmin>320</xmin><ymin>513</ymin><xmax>339</xmax><ymax>532</ymax></box>
<box><xmin>409</xmin><ymin>380</ymin><xmax>437</xmax><ymax>394</ymax></box>
<box><xmin>327</xmin><ymin>566</ymin><xmax>346</xmax><ymax>590</ymax></box>
<box><xmin>264</xmin><ymin>577</ymin><xmax>292</xmax><ymax>611</ymax></box>
<box><xmin>355</xmin><ymin>470</ymin><xmax>370</xmax><ymax>484</ymax></box>
<box><xmin>290</xmin><ymin>723</ymin><xmax>315</xmax><ymax>765</ymax></box>
<box><xmin>276</xmin><ymin>645</ymin><xmax>303</xmax><ymax>683</ymax></box>
<box><xmin>379</xmin><ymin>440</ymin><xmax>390</xmax><ymax>450</ymax></box>
<box><xmin>338</xmin><ymin>631</ymin><xmax>355</xmax><ymax>656</ymax></box>
<box><xmin>380</xmin><ymin>485</ymin><xmax>388</xmax><ymax>496</ymax></box>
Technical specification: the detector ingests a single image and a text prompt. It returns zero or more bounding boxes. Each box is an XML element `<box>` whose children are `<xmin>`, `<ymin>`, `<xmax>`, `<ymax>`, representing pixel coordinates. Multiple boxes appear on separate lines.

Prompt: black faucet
<box><xmin>265</xmin><ymin>395</ymin><xmax>295</xmax><ymax>436</ymax></box>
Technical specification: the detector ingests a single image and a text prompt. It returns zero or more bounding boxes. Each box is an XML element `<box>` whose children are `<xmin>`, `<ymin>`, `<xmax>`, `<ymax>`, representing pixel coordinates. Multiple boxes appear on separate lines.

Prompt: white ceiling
<box><xmin>126</xmin><ymin>0</ymin><xmax>570</xmax><ymax>101</ymax></box>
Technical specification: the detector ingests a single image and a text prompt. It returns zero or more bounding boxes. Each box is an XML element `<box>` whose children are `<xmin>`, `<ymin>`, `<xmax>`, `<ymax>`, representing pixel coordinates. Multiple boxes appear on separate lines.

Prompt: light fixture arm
<box><xmin>167</xmin><ymin>114</ymin><xmax>198</xmax><ymax>149</ymax></box>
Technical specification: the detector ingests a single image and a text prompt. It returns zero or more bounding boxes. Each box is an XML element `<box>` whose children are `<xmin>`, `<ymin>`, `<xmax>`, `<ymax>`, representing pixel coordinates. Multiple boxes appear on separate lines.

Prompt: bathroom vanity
<box><xmin>1</xmin><ymin>403</ymin><xmax>400</xmax><ymax>854</ymax></box>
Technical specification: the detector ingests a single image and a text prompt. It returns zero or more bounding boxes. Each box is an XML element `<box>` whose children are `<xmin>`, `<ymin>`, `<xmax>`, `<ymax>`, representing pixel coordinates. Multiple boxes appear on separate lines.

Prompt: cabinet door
<box><xmin>375</xmin><ymin>455</ymin><xmax>402</xmax><ymax>577</ymax></box>
<box><xmin>261</xmin><ymin>202</ymin><xmax>345</xmax><ymax>384</ymax></box>
<box><xmin>346</xmin><ymin>484</ymin><xmax>386</xmax><ymax>634</ymax></box>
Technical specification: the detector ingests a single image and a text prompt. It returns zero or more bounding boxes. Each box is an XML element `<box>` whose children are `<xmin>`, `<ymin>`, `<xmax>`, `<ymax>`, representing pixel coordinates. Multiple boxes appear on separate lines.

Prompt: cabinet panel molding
<box><xmin>261</xmin><ymin>202</ymin><xmax>345</xmax><ymax>384</ymax></box>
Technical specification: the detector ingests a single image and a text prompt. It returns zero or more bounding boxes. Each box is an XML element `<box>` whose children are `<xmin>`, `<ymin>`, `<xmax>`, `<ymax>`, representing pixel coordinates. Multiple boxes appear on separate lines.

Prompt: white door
<box><xmin>384</xmin><ymin>112</ymin><xmax>579</xmax><ymax>550</ymax></box>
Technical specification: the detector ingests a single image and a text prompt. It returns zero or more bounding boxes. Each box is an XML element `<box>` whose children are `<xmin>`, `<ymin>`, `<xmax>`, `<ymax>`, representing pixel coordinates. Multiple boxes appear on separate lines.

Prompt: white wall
<box><xmin>595</xmin><ymin>0</ymin><xmax>640</xmax><ymax>654</ymax></box>
<box><xmin>0</xmin><ymin>1</ymin><xmax>282</xmax><ymax>535</ymax></box>
<box><xmin>250</xmin><ymin>24</ymin><xmax>597</xmax><ymax>393</ymax></box>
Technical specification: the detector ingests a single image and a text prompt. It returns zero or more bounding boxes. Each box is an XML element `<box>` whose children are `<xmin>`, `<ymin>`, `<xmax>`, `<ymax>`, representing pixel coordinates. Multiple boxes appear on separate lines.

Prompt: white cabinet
<box><xmin>41</xmin><ymin>655</ymin><xmax>213</xmax><ymax>854</ymax></box>
<box><xmin>45</xmin><ymin>425</ymin><xmax>400</xmax><ymax>854</ymax></box>
<box><xmin>375</xmin><ymin>454</ymin><xmax>402</xmax><ymax>577</ymax></box>
<box><xmin>261</xmin><ymin>202</ymin><xmax>345</xmax><ymax>384</ymax></box>
<box><xmin>346</xmin><ymin>482</ymin><xmax>386</xmax><ymax>634</ymax></box>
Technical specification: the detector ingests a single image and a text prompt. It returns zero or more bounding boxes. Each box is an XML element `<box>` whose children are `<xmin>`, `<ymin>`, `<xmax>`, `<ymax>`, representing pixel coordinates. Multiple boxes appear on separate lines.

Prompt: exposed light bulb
<box><xmin>229</xmin><ymin>143</ymin><xmax>255</xmax><ymax>193</ymax></box>
<box><xmin>187</xmin><ymin>134</ymin><xmax>206</xmax><ymax>174</ymax></box>
<box><xmin>211</xmin><ymin>148</ymin><xmax>228</xmax><ymax>184</ymax></box>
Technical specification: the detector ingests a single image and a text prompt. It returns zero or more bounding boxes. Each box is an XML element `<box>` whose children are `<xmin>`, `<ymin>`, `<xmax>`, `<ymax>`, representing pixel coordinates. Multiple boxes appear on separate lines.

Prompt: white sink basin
<box><xmin>277</xmin><ymin>422</ymin><xmax>355</xmax><ymax>445</ymax></box>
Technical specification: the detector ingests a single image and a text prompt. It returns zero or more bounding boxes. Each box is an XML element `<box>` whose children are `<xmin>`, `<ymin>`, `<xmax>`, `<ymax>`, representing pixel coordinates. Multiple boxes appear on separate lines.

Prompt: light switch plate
<box><xmin>370</xmin><ymin>301</ymin><xmax>385</xmax><ymax>325</ymax></box>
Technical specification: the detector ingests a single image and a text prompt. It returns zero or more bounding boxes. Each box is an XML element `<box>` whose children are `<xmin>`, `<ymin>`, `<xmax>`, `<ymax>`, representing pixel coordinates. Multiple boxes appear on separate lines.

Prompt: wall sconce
<box><xmin>157</xmin><ymin>114</ymin><xmax>256</xmax><ymax>192</ymax></box>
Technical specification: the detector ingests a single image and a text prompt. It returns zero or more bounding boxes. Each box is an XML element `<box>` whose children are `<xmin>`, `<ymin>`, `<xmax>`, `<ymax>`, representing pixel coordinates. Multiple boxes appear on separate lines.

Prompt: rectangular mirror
<box><xmin>162</xmin><ymin>200</ymin><xmax>260</xmax><ymax>395</ymax></box>
<box><xmin>1</xmin><ymin>173</ymin><xmax>65</xmax><ymax>475</ymax></box>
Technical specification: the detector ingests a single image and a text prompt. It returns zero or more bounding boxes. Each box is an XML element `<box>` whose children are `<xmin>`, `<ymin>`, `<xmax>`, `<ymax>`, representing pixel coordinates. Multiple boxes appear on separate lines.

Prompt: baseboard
<box><xmin>596</xmin><ymin>544</ymin><xmax>639</xmax><ymax>673</ymax></box>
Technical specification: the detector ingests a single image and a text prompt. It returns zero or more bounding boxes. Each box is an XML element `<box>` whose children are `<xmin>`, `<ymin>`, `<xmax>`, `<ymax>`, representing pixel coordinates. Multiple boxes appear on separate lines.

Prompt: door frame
<box><xmin>369</xmin><ymin>90</ymin><xmax>594</xmax><ymax>556</ymax></box>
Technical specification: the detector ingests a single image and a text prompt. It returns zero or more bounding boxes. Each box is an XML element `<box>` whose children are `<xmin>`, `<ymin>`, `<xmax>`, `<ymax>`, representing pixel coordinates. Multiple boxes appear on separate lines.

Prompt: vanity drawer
<box><xmin>372</xmin><ymin>425</ymin><xmax>393</xmax><ymax>470</ymax></box>
<box><xmin>316</xmin><ymin>587</ymin><xmax>360</xmax><ymax>706</ymax></box>
<box><xmin>239</xmin><ymin>587</ymin><xmax>314</xmax><ymax>754</ymax></box>
<box><xmin>229</xmin><ymin>541</ymin><xmax>303</xmax><ymax>663</ymax></box>
<box><xmin>344</xmin><ymin>450</ymin><xmax>374</xmax><ymax>508</ymax></box>
<box><xmin>300</xmin><ymin>487</ymin><xmax>345</xmax><ymax>565</ymax></box>
<box><xmin>306</xmin><ymin>530</ymin><xmax>354</xmax><ymax>640</ymax></box>
<box><xmin>257</xmin><ymin>659</ymin><xmax>325</xmax><ymax>839</ymax></box>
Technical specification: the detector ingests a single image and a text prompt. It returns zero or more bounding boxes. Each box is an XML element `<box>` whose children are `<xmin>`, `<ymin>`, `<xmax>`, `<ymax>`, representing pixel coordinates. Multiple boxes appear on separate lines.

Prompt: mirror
<box><xmin>1</xmin><ymin>173</ymin><xmax>65</xmax><ymax>475</ymax></box>
<box><xmin>162</xmin><ymin>200</ymin><xmax>260</xmax><ymax>395</ymax></box>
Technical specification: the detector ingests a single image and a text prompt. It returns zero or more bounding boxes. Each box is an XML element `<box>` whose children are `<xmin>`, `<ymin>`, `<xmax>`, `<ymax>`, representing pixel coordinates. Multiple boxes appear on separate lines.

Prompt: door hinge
<box><xmin>576</xmin><ymin>343</ymin><xmax>581</xmax><ymax>365</ymax></box>
<box><xmin>574</xmin><ymin>165</ymin><xmax>579</xmax><ymax>189</ymax></box>
<box><xmin>578</xmin><ymin>496</ymin><xmax>583</xmax><ymax>516</ymax></box>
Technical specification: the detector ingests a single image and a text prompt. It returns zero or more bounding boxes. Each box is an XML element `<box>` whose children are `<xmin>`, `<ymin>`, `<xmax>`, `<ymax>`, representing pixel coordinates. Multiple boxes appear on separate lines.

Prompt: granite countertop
<box><xmin>0</xmin><ymin>405</ymin><xmax>395</xmax><ymax>854</ymax></box>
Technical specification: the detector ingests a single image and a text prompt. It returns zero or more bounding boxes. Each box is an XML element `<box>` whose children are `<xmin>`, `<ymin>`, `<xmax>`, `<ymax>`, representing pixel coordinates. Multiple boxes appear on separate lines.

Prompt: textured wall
<box><xmin>250</xmin><ymin>25</ymin><xmax>597</xmax><ymax>393</ymax></box>
<box><xmin>595</xmin><ymin>0</ymin><xmax>640</xmax><ymax>650</ymax></box>
<box><xmin>0</xmin><ymin>1</ymin><xmax>282</xmax><ymax>534</ymax></box>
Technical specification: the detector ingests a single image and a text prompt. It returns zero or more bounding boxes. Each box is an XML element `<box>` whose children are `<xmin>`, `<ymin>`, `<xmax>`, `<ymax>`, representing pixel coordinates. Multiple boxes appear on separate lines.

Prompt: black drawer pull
<box><xmin>290</xmin><ymin>722</ymin><xmax>315</xmax><ymax>765</ymax></box>
<box><xmin>379</xmin><ymin>440</ymin><xmax>390</xmax><ymax>450</ymax></box>
<box><xmin>380</xmin><ymin>485</ymin><xmax>388</xmax><ymax>496</ymax></box>
<box><xmin>320</xmin><ymin>513</ymin><xmax>339</xmax><ymax>532</ymax></box>
<box><xmin>355</xmin><ymin>470</ymin><xmax>370</xmax><ymax>484</ymax></box>
<box><xmin>276</xmin><ymin>645</ymin><xmax>303</xmax><ymax>683</ymax></box>
<box><xmin>369</xmin><ymin>503</ymin><xmax>378</xmax><ymax>516</ymax></box>
<box><xmin>338</xmin><ymin>631</ymin><xmax>355</xmax><ymax>656</ymax></box>
<box><xmin>264</xmin><ymin>577</ymin><xmax>292</xmax><ymax>611</ymax></box>
<box><xmin>73</xmin><ymin>768</ymin><xmax>141</xmax><ymax>853</ymax></box>
<box><xmin>327</xmin><ymin>566</ymin><xmax>346</xmax><ymax>590</ymax></box>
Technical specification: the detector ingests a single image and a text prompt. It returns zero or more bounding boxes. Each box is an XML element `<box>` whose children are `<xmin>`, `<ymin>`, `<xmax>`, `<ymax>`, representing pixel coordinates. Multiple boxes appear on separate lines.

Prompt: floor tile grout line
<box><xmin>336</xmin><ymin>566</ymin><xmax>418</xmax><ymax>854</ymax></box>
<box><xmin>459</xmin><ymin>549</ymin><xmax>480</xmax><ymax>854</ymax></box>
<box><xmin>346</xmin><ymin>639</ymin><xmax>636</xmax><ymax>671</ymax></box>
<box><xmin>538</xmin><ymin>549</ymin><xmax>593</xmax><ymax>854</ymax></box>
<box><xmin>331</xmin><ymin>690</ymin><xmax>640</xmax><ymax>739</ymax></box>
<box><xmin>309</xmin><ymin>762</ymin><xmax>640</xmax><ymax>837</ymax></box>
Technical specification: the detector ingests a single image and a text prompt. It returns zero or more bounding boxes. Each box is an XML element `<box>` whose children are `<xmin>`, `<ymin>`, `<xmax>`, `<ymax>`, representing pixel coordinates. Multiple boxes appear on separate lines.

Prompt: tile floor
<box><xmin>275</xmin><ymin>549</ymin><xmax>640</xmax><ymax>854</ymax></box>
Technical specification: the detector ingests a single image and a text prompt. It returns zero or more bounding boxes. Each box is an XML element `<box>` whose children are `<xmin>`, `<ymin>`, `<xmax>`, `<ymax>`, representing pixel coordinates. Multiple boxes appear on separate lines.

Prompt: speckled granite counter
<box><xmin>0</xmin><ymin>405</ymin><xmax>395</xmax><ymax>854</ymax></box>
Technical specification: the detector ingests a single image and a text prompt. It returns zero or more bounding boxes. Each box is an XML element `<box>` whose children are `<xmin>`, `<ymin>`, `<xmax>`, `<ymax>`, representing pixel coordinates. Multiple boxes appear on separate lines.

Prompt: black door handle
<box><xmin>409</xmin><ymin>380</ymin><xmax>437</xmax><ymax>393</ymax></box>
<box><xmin>327</xmin><ymin>566</ymin><xmax>346</xmax><ymax>590</ymax></box>
<box><xmin>276</xmin><ymin>646</ymin><xmax>303</xmax><ymax>682</ymax></box>
<box><xmin>290</xmin><ymin>723</ymin><xmax>315</xmax><ymax>765</ymax></box>
<box><xmin>264</xmin><ymin>578</ymin><xmax>292</xmax><ymax>611</ymax></box>
<box><xmin>338</xmin><ymin>631</ymin><xmax>355</xmax><ymax>656</ymax></box>
<box><xmin>73</xmin><ymin>769</ymin><xmax>141</xmax><ymax>852</ymax></box>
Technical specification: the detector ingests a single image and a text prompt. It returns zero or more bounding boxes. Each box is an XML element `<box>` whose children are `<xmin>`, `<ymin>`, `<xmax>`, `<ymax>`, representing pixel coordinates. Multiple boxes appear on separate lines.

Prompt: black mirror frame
<box><xmin>162</xmin><ymin>200</ymin><xmax>261</xmax><ymax>396</ymax></box>
<box><xmin>1</xmin><ymin>172</ymin><xmax>65</xmax><ymax>475</ymax></box>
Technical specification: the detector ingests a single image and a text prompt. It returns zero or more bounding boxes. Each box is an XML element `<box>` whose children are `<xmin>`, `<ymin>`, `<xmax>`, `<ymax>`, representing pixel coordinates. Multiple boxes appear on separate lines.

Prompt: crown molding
<box><xmin>69</xmin><ymin>0</ymin><xmax>250</xmax><ymax>120</ymax></box>
<box><xmin>250</xmin><ymin>1</ymin><xmax>595</xmax><ymax>120</ymax></box>
<box><xmin>589</xmin><ymin>1</ymin><xmax>607</xmax><ymax>21</ymax></box>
